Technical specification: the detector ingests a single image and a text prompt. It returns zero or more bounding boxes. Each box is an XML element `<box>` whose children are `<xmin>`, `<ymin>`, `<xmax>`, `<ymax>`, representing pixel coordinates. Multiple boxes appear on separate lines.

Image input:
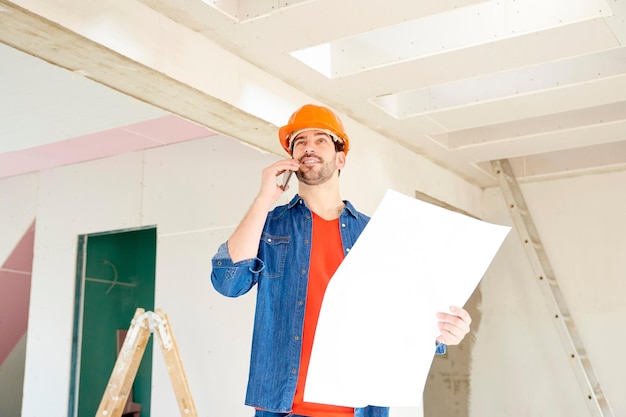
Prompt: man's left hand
<box><xmin>436</xmin><ymin>305</ymin><xmax>472</xmax><ymax>346</ymax></box>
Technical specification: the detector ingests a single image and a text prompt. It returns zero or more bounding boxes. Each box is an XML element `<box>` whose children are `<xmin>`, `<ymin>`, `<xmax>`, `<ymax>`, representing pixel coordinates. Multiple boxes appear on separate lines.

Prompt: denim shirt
<box><xmin>211</xmin><ymin>194</ymin><xmax>445</xmax><ymax>417</ymax></box>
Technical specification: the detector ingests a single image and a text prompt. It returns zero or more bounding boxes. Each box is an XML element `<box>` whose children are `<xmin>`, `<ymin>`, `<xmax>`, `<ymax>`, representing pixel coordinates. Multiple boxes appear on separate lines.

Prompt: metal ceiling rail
<box><xmin>491</xmin><ymin>159</ymin><xmax>614</xmax><ymax>417</ymax></box>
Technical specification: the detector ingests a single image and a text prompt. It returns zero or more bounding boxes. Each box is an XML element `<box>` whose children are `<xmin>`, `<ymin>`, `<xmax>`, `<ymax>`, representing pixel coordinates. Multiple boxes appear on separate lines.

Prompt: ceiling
<box><xmin>1</xmin><ymin>0</ymin><xmax>626</xmax><ymax>187</ymax></box>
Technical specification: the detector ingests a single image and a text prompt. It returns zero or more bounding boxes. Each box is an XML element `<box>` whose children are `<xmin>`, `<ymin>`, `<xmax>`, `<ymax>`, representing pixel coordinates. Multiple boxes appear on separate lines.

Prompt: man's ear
<box><xmin>336</xmin><ymin>151</ymin><xmax>346</xmax><ymax>169</ymax></box>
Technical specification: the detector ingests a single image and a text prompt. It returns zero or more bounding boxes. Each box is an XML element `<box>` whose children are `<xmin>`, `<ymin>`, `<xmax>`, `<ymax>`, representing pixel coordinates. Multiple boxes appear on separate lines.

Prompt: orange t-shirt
<box><xmin>291</xmin><ymin>212</ymin><xmax>354</xmax><ymax>417</ymax></box>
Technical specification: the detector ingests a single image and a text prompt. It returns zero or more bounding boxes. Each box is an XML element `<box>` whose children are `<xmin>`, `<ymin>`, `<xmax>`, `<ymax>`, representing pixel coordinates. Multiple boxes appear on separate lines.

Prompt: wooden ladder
<box><xmin>95</xmin><ymin>308</ymin><xmax>198</xmax><ymax>417</ymax></box>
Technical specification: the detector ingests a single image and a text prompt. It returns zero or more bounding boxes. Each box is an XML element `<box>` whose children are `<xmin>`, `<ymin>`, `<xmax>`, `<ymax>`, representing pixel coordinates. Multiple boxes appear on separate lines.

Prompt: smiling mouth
<box><xmin>300</xmin><ymin>157</ymin><xmax>321</xmax><ymax>165</ymax></box>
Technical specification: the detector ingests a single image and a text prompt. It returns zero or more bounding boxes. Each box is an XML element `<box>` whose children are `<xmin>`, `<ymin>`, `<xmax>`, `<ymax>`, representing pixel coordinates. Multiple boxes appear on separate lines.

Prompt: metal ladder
<box><xmin>491</xmin><ymin>159</ymin><xmax>614</xmax><ymax>417</ymax></box>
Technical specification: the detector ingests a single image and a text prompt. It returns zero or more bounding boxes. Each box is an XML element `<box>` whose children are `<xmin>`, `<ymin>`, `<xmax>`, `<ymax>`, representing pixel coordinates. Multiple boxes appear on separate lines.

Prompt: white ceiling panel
<box><xmin>201</xmin><ymin>0</ymin><xmax>311</xmax><ymax>22</ymax></box>
<box><xmin>1</xmin><ymin>0</ymin><xmax>626</xmax><ymax>186</ymax></box>
<box><xmin>477</xmin><ymin>140</ymin><xmax>626</xmax><ymax>178</ymax></box>
<box><xmin>461</xmin><ymin>119</ymin><xmax>626</xmax><ymax>161</ymax></box>
<box><xmin>434</xmin><ymin>102</ymin><xmax>626</xmax><ymax>149</ymax></box>
<box><xmin>293</xmin><ymin>0</ymin><xmax>612</xmax><ymax>79</ymax></box>
<box><xmin>426</xmin><ymin>74</ymin><xmax>626</xmax><ymax>130</ymax></box>
<box><xmin>373</xmin><ymin>47</ymin><xmax>626</xmax><ymax>118</ymax></box>
<box><xmin>353</xmin><ymin>18</ymin><xmax>619</xmax><ymax>97</ymax></box>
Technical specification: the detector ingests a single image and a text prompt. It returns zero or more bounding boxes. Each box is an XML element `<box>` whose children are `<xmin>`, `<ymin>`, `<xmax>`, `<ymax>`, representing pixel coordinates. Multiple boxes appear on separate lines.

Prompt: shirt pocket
<box><xmin>259</xmin><ymin>233</ymin><xmax>290</xmax><ymax>279</ymax></box>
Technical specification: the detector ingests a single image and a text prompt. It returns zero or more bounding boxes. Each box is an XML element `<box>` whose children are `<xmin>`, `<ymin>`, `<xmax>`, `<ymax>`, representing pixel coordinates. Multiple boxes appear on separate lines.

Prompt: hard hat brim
<box><xmin>279</xmin><ymin>122</ymin><xmax>349</xmax><ymax>155</ymax></box>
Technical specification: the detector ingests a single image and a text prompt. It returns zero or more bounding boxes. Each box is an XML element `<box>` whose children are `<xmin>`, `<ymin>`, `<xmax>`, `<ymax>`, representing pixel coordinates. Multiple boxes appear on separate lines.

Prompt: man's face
<box><xmin>290</xmin><ymin>129</ymin><xmax>345</xmax><ymax>186</ymax></box>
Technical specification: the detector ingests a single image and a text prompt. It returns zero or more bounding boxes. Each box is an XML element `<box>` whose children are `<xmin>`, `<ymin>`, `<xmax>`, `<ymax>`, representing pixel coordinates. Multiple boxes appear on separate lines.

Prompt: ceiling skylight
<box><xmin>290</xmin><ymin>0</ymin><xmax>611</xmax><ymax>79</ymax></box>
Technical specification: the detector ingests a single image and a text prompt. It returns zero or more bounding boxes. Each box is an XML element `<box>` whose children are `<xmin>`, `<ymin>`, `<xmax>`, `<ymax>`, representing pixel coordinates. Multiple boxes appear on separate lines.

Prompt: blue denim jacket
<box><xmin>211</xmin><ymin>194</ymin><xmax>445</xmax><ymax>417</ymax></box>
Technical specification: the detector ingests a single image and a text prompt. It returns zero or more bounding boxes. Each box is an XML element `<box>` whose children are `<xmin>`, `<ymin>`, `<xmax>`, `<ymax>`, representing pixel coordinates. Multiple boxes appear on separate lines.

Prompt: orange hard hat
<box><xmin>278</xmin><ymin>104</ymin><xmax>350</xmax><ymax>156</ymax></box>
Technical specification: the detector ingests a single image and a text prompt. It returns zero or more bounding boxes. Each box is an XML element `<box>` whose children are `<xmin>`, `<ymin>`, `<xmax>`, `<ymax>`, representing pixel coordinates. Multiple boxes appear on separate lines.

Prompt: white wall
<box><xmin>474</xmin><ymin>169</ymin><xmax>626</xmax><ymax>416</ymax></box>
<box><xmin>6</xmin><ymin>128</ymin><xmax>625</xmax><ymax>417</ymax></box>
<box><xmin>5</xmin><ymin>125</ymin><xmax>481</xmax><ymax>417</ymax></box>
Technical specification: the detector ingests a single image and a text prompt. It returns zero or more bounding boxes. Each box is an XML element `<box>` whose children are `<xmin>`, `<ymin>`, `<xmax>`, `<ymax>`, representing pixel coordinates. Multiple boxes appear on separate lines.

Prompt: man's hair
<box><xmin>334</xmin><ymin>138</ymin><xmax>346</xmax><ymax>154</ymax></box>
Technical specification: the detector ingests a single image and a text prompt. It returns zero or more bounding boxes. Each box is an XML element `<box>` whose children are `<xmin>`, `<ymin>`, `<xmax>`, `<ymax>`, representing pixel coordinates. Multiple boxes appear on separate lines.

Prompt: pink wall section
<box><xmin>0</xmin><ymin>115</ymin><xmax>217</xmax><ymax>364</ymax></box>
<box><xmin>0</xmin><ymin>114</ymin><xmax>216</xmax><ymax>179</ymax></box>
<box><xmin>0</xmin><ymin>221</ymin><xmax>35</xmax><ymax>366</ymax></box>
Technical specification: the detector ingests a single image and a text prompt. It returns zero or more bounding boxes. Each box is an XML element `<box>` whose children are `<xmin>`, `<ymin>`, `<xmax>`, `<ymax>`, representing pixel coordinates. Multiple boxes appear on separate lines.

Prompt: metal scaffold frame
<box><xmin>491</xmin><ymin>159</ymin><xmax>613</xmax><ymax>417</ymax></box>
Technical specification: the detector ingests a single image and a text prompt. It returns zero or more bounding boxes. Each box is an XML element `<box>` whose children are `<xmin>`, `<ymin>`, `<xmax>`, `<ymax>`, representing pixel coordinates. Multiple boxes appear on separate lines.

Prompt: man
<box><xmin>211</xmin><ymin>104</ymin><xmax>472</xmax><ymax>417</ymax></box>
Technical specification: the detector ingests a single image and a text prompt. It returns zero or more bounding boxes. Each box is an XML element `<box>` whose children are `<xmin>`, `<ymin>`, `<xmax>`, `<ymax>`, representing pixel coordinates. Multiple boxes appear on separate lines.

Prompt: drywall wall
<box><xmin>0</xmin><ymin>335</ymin><xmax>27</xmax><ymax>417</ymax></box>
<box><xmin>6</xmin><ymin>129</ymin><xmax>624</xmax><ymax>417</ymax></box>
<box><xmin>6</xmin><ymin>127</ymin><xmax>481</xmax><ymax>417</ymax></box>
<box><xmin>472</xmin><ymin>169</ymin><xmax>626</xmax><ymax>416</ymax></box>
<box><xmin>0</xmin><ymin>173</ymin><xmax>38</xmax><ymax>416</ymax></box>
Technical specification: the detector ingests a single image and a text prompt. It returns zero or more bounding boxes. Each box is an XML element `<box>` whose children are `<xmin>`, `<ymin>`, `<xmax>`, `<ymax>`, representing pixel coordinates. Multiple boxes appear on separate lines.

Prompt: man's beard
<box><xmin>296</xmin><ymin>155</ymin><xmax>336</xmax><ymax>185</ymax></box>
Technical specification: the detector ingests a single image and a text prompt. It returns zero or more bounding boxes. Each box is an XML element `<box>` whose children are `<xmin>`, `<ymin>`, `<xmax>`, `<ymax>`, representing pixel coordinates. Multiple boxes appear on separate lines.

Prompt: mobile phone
<box><xmin>282</xmin><ymin>170</ymin><xmax>294</xmax><ymax>190</ymax></box>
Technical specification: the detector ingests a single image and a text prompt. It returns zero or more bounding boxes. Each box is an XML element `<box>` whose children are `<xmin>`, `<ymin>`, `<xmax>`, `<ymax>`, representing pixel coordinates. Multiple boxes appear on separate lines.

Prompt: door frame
<box><xmin>68</xmin><ymin>225</ymin><xmax>156</xmax><ymax>417</ymax></box>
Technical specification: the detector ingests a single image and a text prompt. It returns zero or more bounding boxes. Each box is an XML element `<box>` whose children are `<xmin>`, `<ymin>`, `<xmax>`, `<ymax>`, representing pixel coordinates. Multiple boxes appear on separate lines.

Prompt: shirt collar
<box><xmin>287</xmin><ymin>194</ymin><xmax>358</xmax><ymax>218</ymax></box>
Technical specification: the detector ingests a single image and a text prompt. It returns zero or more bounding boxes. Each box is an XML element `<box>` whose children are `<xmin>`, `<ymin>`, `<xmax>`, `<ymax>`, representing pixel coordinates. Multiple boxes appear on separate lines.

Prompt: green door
<box><xmin>70</xmin><ymin>227</ymin><xmax>156</xmax><ymax>417</ymax></box>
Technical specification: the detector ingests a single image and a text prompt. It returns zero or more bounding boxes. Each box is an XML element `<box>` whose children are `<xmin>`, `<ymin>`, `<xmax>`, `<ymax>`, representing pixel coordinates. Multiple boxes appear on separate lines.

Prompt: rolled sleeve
<box><xmin>211</xmin><ymin>242</ymin><xmax>265</xmax><ymax>297</ymax></box>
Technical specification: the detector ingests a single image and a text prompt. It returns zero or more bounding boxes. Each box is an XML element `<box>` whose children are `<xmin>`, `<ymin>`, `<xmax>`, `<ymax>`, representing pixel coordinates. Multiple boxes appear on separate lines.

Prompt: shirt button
<box><xmin>346</xmin><ymin>248</ymin><xmax>351</xmax><ymax>252</ymax></box>
<box><xmin>342</xmin><ymin>223</ymin><xmax>346</xmax><ymax>227</ymax></box>
<box><xmin>294</xmin><ymin>335</ymin><xmax>300</xmax><ymax>341</ymax></box>
<box><xmin>292</xmin><ymin>369</ymin><xmax>297</xmax><ymax>374</ymax></box>
<box><xmin>298</xmin><ymin>300</ymin><xmax>303</xmax><ymax>306</ymax></box>
<box><xmin>304</xmin><ymin>239</ymin><xmax>309</xmax><ymax>244</ymax></box>
<box><xmin>301</xmin><ymin>269</ymin><xmax>307</xmax><ymax>275</ymax></box>
<box><xmin>267</xmin><ymin>238</ymin><xmax>272</xmax><ymax>242</ymax></box>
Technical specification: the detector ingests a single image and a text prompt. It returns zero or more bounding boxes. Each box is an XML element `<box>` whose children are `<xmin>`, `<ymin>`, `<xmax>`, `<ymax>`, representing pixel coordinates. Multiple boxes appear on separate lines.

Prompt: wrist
<box><xmin>253</xmin><ymin>193</ymin><xmax>278</xmax><ymax>211</ymax></box>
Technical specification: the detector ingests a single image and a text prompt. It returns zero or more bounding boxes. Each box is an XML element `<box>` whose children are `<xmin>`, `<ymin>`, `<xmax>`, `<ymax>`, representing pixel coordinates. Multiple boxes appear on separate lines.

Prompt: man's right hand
<box><xmin>258</xmin><ymin>159</ymin><xmax>300</xmax><ymax>204</ymax></box>
<box><xmin>227</xmin><ymin>159</ymin><xmax>300</xmax><ymax>263</ymax></box>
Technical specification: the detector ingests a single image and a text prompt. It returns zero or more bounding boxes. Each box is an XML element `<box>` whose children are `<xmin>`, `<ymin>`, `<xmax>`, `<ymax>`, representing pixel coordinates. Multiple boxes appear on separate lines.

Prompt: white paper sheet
<box><xmin>304</xmin><ymin>189</ymin><xmax>510</xmax><ymax>407</ymax></box>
